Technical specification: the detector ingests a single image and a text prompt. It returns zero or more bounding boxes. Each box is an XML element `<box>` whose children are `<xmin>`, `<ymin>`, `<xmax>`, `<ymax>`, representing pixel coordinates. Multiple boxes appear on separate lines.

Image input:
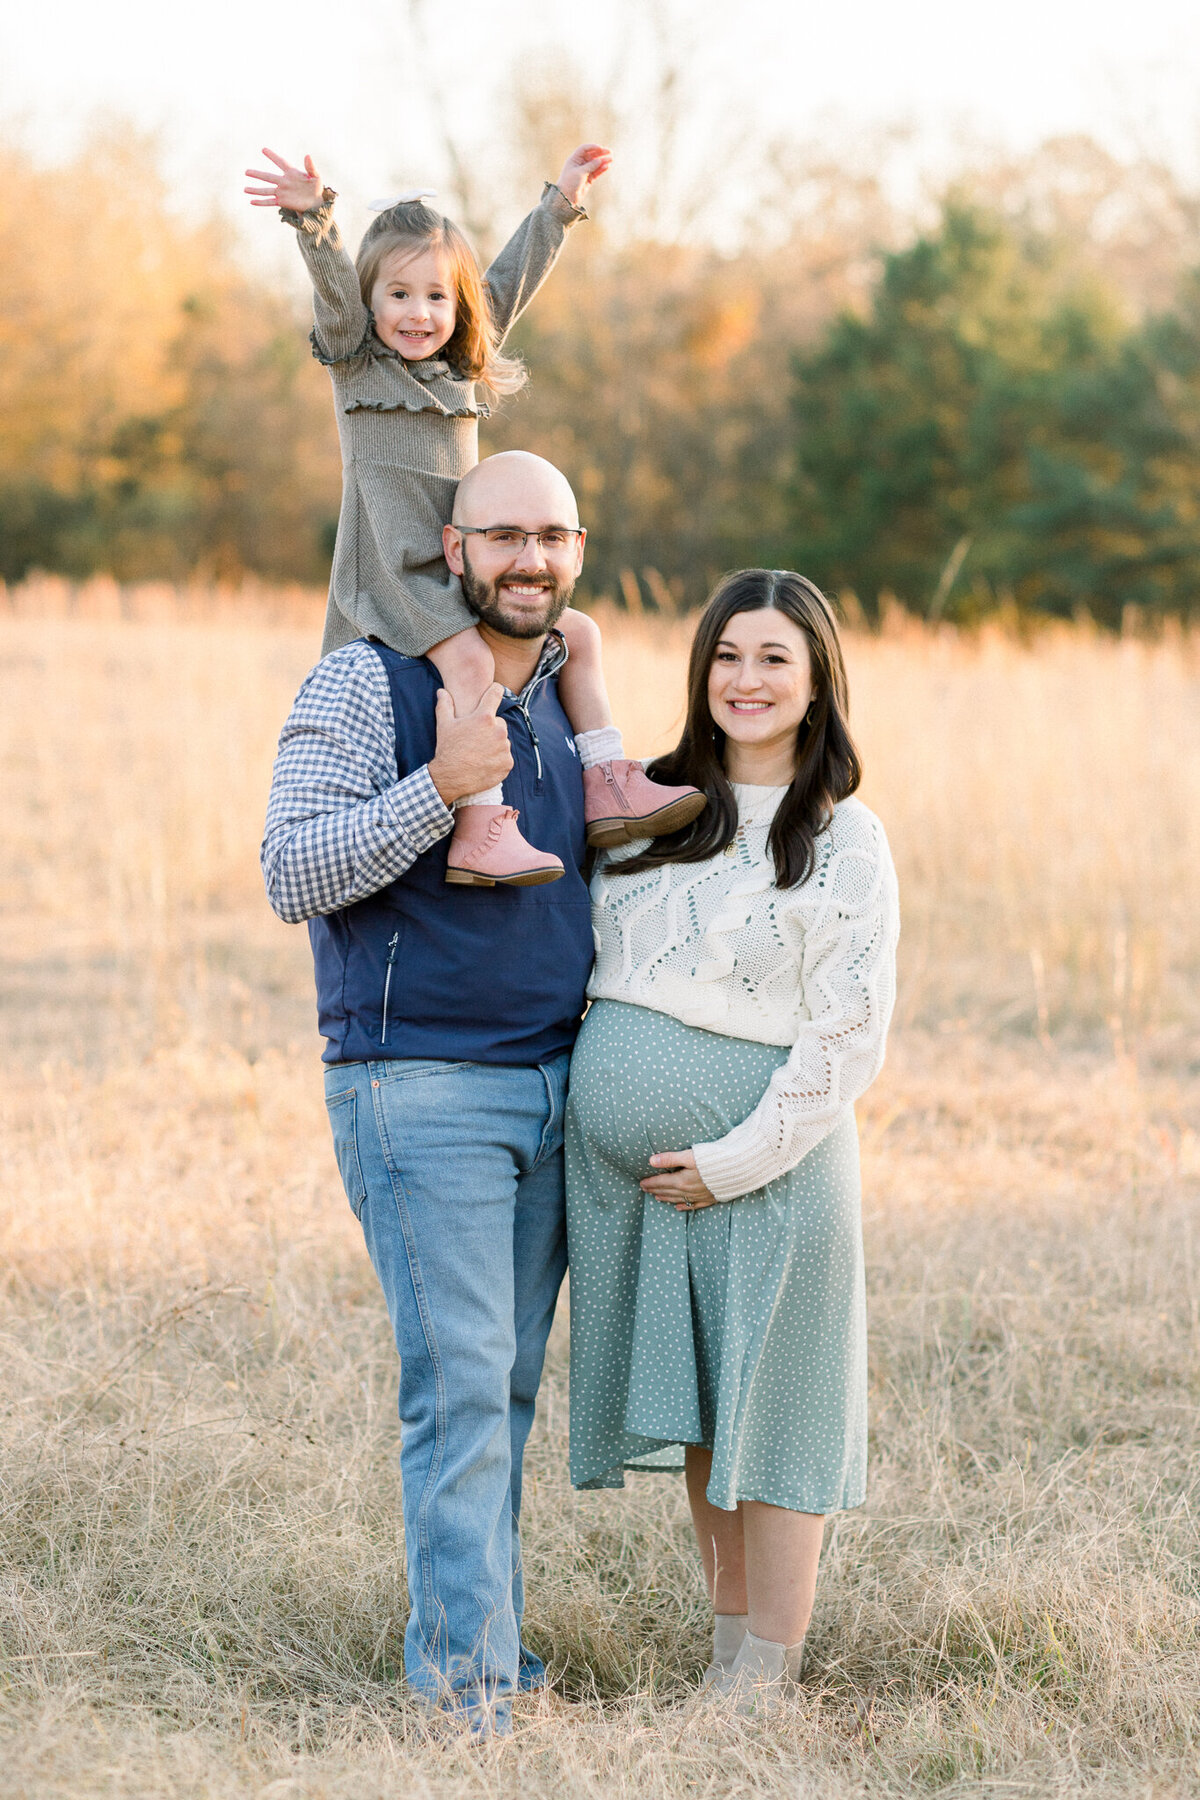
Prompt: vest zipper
<box><xmin>380</xmin><ymin>930</ymin><xmax>400</xmax><ymax>1045</ymax></box>
<box><xmin>510</xmin><ymin>661</ymin><xmax>554</xmax><ymax>785</ymax></box>
<box><xmin>512</xmin><ymin>700</ymin><xmax>544</xmax><ymax>781</ymax></box>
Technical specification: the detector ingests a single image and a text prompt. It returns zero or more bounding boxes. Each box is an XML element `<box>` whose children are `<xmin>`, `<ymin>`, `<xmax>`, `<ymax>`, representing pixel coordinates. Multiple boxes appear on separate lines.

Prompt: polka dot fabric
<box><xmin>565</xmin><ymin>1000</ymin><xmax>867</xmax><ymax>1512</ymax></box>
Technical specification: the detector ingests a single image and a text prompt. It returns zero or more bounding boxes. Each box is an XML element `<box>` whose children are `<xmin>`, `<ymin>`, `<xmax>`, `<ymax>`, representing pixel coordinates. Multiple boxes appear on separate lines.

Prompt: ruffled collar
<box><xmin>403</xmin><ymin>357</ymin><xmax>451</xmax><ymax>381</ymax></box>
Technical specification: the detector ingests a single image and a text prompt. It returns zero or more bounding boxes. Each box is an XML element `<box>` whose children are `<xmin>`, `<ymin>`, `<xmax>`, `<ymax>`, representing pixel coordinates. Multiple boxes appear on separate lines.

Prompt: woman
<box><xmin>565</xmin><ymin>569</ymin><xmax>899</xmax><ymax>1703</ymax></box>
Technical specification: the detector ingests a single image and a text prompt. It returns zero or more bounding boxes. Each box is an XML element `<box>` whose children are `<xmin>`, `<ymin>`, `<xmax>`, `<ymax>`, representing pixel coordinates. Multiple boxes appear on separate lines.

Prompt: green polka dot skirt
<box><xmin>566</xmin><ymin>1000</ymin><xmax>867</xmax><ymax>1513</ymax></box>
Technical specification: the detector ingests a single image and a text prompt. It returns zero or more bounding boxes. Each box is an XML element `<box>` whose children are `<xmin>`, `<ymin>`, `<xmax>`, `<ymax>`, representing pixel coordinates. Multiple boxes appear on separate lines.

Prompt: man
<box><xmin>261</xmin><ymin>452</ymin><xmax>596</xmax><ymax>1739</ymax></box>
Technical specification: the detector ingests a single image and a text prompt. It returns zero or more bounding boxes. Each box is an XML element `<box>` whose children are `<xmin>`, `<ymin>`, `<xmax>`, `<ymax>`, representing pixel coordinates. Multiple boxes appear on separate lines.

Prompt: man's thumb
<box><xmin>434</xmin><ymin>687</ymin><xmax>456</xmax><ymax>724</ymax></box>
<box><xmin>474</xmin><ymin>682</ymin><xmax>505</xmax><ymax>717</ymax></box>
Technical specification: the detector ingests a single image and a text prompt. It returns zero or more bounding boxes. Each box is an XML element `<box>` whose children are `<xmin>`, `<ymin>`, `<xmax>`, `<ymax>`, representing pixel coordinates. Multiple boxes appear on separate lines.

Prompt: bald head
<box><xmin>452</xmin><ymin>451</ymin><xmax>579</xmax><ymax>529</ymax></box>
<box><xmin>443</xmin><ymin>451</ymin><xmax>586</xmax><ymax>644</ymax></box>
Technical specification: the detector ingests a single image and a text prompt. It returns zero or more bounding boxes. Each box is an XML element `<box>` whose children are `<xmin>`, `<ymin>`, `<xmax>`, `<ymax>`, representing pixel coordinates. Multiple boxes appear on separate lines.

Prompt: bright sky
<box><xmin>5</xmin><ymin>0</ymin><xmax>1200</xmax><ymax>242</ymax></box>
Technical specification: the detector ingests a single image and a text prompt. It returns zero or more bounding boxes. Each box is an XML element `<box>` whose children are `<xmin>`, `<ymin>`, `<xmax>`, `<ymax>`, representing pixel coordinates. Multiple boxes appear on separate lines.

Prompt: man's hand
<box><xmin>244</xmin><ymin>147</ymin><xmax>325</xmax><ymax>210</ymax></box>
<box><xmin>554</xmin><ymin>144</ymin><xmax>612</xmax><ymax>210</ymax></box>
<box><xmin>427</xmin><ymin>686</ymin><xmax>513</xmax><ymax>807</ymax></box>
<box><xmin>641</xmin><ymin>1149</ymin><xmax>720</xmax><ymax>1212</ymax></box>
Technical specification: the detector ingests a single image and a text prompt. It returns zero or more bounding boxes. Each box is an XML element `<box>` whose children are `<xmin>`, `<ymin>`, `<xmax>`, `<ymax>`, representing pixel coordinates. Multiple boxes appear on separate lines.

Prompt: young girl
<box><xmin>244</xmin><ymin>143</ymin><xmax>703</xmax><ymax>885</ymax></box>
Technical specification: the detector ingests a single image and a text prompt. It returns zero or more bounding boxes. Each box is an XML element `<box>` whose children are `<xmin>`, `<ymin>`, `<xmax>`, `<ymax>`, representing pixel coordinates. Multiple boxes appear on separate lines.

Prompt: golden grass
<box><xmin>2</xmin><ymin>580</ymin><xmax>1199</xmax><ymax>1797</ymax></box>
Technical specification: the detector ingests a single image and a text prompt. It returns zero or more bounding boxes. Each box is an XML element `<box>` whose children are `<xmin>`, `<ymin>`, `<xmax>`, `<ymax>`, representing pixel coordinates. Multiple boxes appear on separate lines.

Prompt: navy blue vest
<box><xmin>309</xmin><ymin>644</ymin><xmax>593</xmax><ymax>1067</ymax></box>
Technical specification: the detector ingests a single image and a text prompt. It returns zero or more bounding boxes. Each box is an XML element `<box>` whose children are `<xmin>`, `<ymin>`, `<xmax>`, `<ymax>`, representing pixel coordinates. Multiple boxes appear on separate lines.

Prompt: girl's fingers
<box><xmin>244</xmin><ymin>185</ymin><xmax>278</xmax><ymax>196</ymax></box>
<box><xmin>262</xmin><ymin>147</ymin><xmax>291</xmax><ymax>171</ymax></box>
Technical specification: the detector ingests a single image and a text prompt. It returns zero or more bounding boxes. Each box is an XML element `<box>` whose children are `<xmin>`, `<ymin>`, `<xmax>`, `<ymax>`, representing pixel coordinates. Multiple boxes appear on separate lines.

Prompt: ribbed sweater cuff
<box><xmin>282</xmin><ymin>187</ymin><xmax>339</xmax><ymax>243</ymax></box>
<box><xmin>541</xmin><ymin>181</ymin><xmax>588</xmax><ymax>224</ymax></box>
<box><xmin>691</xmin><ymin>1129</ymin><xmax>778</xmax><ymax>1203</ymax></box>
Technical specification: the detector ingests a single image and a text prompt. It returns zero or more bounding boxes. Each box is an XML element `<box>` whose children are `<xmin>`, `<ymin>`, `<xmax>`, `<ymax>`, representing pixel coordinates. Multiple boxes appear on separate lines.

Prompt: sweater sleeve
<box><xmin>281</xmin><ymin>189</ymin><xmax>371</xmax><ymax>364</ymax></box>
<box><xmin>483</xmin><ymin>183</ymin><xmax>587</xmax><ymax>345</ymax></box>
<box><xmin>691</xmin><ymin>809</ymin><xmax>900</xmax><ymax>1202</ymax></box>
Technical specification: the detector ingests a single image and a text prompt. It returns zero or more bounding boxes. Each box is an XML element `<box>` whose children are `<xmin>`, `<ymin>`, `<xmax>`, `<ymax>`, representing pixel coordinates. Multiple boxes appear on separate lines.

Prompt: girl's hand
<box><xmin>641</xmin><ymin>1150</ymin><xmax>719</xmax><ymax>1212</ymax></box>
<box><xmin>555</xmin><ymin>143</ymin><xmax>612</xmax><ymax>209</ymax></box>
<box><xmin>244</xmin><ymin>148</ymin><xmax>325</xmax><ymax>211</ymax></box>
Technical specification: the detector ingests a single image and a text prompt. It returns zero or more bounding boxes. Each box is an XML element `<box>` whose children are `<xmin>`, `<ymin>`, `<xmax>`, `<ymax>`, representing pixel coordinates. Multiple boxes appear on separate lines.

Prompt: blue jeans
<box><xmin>323</xmin><ymin>1054</ymin><xmax>569</xmax><ymax>1728</ymax></box>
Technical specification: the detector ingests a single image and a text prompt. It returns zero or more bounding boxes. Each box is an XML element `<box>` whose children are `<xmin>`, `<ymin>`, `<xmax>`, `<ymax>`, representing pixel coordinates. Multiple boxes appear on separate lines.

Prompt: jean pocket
<box><xmin>325</xmin><ymin>1089</ymin><xmax>367</xmax><ymax>1218</ymax></box>
<box><xmin>384</xmin><ymin>1060</ymin><xmax>475</xmax><ymax>1082</ymax></box>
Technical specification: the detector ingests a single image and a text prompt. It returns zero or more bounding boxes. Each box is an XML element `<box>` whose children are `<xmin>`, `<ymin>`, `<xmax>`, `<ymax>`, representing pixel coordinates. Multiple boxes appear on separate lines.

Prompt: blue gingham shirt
<box><xmin>261</xmin><ymin>636</ymin><xmax>564</xmax><ymax>924</ymax></box>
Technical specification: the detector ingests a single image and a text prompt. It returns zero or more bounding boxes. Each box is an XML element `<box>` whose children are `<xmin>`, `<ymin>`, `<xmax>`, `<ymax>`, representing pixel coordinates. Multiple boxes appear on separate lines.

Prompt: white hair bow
<box><xmin>368</xmin><ymin>189</ymin><xmax>438</xmax><ymax>211</ymax></box>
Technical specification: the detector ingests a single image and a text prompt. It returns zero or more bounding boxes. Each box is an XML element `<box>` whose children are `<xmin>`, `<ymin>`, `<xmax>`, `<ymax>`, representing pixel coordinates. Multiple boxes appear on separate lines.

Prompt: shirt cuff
<box><xmin>384</xmin><ymin>763</ymin><xmax>455</xmax><ymax>850</ymax></box>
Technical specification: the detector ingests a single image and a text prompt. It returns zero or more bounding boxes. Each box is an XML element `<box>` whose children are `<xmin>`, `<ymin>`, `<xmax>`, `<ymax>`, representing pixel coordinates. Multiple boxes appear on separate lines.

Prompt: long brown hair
<box><xmin>356</xmin><ymin>201</ymin><xmax>525</xmax><ymax>395</ymax></box>
<box><xmin>618</xmin><ymin>569</ymin><xmax>862</xmax><ymax>889</ymax></box>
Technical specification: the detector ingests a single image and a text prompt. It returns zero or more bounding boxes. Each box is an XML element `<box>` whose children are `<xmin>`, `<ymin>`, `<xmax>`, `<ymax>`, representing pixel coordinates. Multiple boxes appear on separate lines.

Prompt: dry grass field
<box><xmin>2</xmin><ymin>579</ymin><xmax>1199</xmax><ymax>1799</ymax></box>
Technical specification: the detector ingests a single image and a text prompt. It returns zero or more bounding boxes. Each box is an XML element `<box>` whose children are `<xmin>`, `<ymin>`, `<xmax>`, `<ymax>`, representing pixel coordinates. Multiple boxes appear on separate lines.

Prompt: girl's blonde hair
<box><xmin>355</xmin><ymin>201</ymin><xmax>526</xmax><ymax>396</ymax></box>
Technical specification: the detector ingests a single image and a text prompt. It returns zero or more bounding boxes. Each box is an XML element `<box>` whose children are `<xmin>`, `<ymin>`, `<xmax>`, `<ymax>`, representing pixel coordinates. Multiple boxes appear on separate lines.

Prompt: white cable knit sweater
<box><xmin>586</xmin><ymin>786</ymin><xmax>900</xmax><ymax>1202</ymax></box>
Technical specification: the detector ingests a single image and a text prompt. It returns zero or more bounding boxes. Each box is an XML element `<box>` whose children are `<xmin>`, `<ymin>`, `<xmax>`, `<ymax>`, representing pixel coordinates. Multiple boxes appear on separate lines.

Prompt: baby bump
<box><xmin>567</xmin><ymin>1000</ymin><xmax>787</xmax><ymax>1179</ymax></box>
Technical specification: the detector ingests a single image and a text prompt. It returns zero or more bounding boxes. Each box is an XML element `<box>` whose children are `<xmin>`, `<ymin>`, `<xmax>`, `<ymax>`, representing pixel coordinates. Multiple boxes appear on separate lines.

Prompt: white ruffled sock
<box><xmin>574</xmin><ymin>726</ymin><xmax>625</xmax><ymax>769</ymax></box>
<box><xmin>455</xmin><ymin>786</ymin><xmax>505</xmax><ymax>809</ymax></box>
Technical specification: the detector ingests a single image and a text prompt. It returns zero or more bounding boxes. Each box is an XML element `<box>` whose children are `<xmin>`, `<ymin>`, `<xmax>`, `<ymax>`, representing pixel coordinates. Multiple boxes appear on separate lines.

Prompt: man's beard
<box><xmin>459</xmin><ymin>549</ymin><xmax>574</xmax><ymax>639</ymax></box>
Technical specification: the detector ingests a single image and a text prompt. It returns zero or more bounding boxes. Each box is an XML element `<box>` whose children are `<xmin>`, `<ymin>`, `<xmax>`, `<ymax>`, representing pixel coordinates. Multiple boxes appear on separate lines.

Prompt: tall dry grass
<box><xmin>2</xmin><ymin>579</ymin><xmax>1199</xmax><ymax>1798</ymax></box>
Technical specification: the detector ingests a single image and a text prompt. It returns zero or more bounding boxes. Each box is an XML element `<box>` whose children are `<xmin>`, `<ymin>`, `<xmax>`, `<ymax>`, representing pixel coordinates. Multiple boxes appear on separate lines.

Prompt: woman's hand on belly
<box><xmin>640</xmin><ymin>1150</ymin><xmax>719</xmax><ymax>1212</ymax></box>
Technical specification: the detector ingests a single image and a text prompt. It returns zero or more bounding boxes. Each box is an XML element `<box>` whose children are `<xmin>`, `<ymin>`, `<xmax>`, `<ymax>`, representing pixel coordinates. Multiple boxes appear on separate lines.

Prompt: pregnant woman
<box><xmin>566</xmin><ymin>568</ymin><xmax>900</xmax><ymax>1704</ymax></box>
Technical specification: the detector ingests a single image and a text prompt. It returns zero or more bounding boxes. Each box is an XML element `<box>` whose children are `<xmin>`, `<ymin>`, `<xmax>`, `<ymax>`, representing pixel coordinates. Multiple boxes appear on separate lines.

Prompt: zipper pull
<box><xmin>380</xmin><ymin>930</ymin><xmax>400</xmax><ymax>1047</ymax></box>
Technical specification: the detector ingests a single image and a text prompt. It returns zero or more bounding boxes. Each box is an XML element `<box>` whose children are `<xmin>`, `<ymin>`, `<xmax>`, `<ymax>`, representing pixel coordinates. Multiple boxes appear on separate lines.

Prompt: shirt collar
<box><xmin>511</xmin><ymin>628</ymin><xmax>567</xmax><ymax>702</ymax></box>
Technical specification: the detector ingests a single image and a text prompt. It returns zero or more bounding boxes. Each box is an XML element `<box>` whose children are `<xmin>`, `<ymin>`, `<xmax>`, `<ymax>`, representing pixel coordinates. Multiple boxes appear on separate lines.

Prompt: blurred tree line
<box><xmin>0</xmin><ymin>126</ymin><xmax>340</xmax><ymax>585</ymax></box>
<box><xmin>6</xmin><ymin>111</ymin><xmax>1200</xmax><ymax>621</ymax></box>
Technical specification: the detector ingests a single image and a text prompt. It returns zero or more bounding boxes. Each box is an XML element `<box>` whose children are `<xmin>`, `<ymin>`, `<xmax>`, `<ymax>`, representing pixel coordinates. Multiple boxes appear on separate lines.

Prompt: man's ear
<box><xmin>443</xmin><ymin>523</ymin><xmax>465</xmax><ymax>575</ymax></box>
<box><xmin>574</xmin><ymin>527</ymin><xmax>587</xmax><ymax>578</ymax></box>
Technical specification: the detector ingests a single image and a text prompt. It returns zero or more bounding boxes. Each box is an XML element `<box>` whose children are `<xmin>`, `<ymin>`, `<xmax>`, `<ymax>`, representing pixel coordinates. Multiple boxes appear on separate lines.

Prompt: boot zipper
<box><xmin>380</xmin><ymin>930</ymin><xmax>399</xmax><ymax>1046</ymax></box>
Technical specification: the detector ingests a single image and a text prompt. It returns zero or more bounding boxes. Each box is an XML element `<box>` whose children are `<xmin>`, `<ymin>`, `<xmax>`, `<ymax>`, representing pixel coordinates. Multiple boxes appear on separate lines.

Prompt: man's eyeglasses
<box><xmin>455</xmin><ymin>526</ymin><xmax>585</xmax><ymax>554</ymax></box>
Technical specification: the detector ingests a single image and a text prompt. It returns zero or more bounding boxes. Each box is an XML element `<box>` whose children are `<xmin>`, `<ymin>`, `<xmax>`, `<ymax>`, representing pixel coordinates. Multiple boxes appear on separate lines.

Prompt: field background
<box><xmin>2</xmin><ymin>586</ymin><xmax>1199</xmax><ymax>1798</ymax></box>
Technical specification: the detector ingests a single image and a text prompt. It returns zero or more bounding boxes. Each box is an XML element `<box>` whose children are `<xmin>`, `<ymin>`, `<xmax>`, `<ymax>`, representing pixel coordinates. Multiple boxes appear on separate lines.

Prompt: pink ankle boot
<box><xmin>584</xmin><ymin>760</ymin><xmax>706</xmax><ymax>848</ymax></box>
<box><xmin>445</xmin><ymin>805</ymin><xmax>564</xmax><ymax>887</ymax></box>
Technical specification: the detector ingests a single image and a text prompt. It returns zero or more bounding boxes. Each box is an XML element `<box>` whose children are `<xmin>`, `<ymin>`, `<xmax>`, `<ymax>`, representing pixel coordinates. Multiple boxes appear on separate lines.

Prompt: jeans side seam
<box><xmin>371</xmin><ymin>1082</ymin><xmax>448</xmax><ymax>1633</ymax></box>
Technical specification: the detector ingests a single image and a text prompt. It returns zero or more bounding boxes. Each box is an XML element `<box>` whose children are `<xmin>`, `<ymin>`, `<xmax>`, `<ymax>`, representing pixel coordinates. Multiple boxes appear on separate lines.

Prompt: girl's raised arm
<box><xmin>484</xmin><ymin>143</ymin><xmax>611</xmax><ymax>344</ymax></box>
<box><xmin>244</xmin><ymin>147</ymin><xmax>369</xmax><ymax>364</ymax></box>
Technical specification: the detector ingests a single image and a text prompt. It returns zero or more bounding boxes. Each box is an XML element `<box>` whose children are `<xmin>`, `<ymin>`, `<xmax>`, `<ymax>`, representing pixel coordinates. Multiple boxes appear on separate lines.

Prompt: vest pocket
<box><xmin>325</xmin><ymin>1089</ymin><xmax>367</xmax><ymax>1218</ymax></box>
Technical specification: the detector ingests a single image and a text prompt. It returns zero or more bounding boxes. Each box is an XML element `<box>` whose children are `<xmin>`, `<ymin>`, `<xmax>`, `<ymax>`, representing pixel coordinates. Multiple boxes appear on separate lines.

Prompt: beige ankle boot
<box><xmin>714</xmin><ymin>1629</ymin><xmax>805</xmax><ymax>1713</ymax></box>
<box><xmin>699</xmin><ymin>1613</ymin><xmax>748</xmax><ymax>1689</ymax></box>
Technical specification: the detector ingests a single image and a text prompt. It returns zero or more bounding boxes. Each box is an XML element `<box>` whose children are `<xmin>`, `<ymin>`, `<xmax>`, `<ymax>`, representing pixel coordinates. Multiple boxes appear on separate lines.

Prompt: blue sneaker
<box><xmin>411</xmin><ymin>1685</ymin><xmax>513</xmax><ymax>1742</ymax></box>
<box><xmin>517</xmin><ymin>1644</ymin><xmax>548</xmax><ymax>1692</ymax></box>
